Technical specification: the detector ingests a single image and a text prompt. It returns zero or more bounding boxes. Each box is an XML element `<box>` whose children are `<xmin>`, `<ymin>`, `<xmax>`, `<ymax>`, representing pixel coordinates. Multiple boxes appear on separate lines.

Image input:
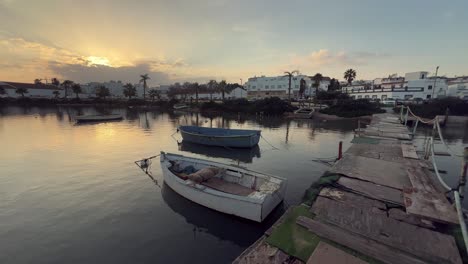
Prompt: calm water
<box><xmin>0</xmin><ymin>106</ymin><xmax>466</xmax><ymax>264</ymax></box>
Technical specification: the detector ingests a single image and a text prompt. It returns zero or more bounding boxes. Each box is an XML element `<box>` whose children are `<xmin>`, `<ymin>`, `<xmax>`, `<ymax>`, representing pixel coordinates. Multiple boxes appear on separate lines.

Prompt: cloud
<box><xmin>49</xmin><ymin>62</ymin><xmax>172</xmax><ymax>85</ymax></box>
<box><xmin>287</xmin><ymin>49</ymin><xmax>391</xmax><ymax>69</ymax></box>
<box><xmin>0</xmin><ymin>37</ymin><xmax>196</xmax><ymax>84</ymax></box>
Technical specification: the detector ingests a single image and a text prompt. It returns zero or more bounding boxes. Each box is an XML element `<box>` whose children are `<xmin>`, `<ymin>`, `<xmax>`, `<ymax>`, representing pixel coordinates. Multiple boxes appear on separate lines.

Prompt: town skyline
<box><xmin>1</xmin><ymin>0</ymin><xmax>467</xmax><ymax>85</ymax></box>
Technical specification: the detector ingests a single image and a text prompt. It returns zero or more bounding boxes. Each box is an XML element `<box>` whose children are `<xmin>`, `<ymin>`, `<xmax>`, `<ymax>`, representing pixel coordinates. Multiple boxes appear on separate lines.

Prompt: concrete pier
<box><xmin>233</xmin><ymin>113</ymin><xmax>464</xmax><ymax>264</ymax></box>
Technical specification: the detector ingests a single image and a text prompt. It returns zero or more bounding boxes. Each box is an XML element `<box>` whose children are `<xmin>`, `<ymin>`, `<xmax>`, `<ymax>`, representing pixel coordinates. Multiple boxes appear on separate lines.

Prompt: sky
<box><xmin>1</xmin><ymin>0</ymin><xmax>467</xmax><ymax>86</ymax></box>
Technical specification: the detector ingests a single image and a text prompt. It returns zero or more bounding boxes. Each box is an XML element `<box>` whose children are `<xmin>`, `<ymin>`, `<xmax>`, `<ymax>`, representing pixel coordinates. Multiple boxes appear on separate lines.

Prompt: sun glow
<box><xmin>87</xmin><ymin>56</ymin><xmax>111</xmax><ymax>66</ymax></box>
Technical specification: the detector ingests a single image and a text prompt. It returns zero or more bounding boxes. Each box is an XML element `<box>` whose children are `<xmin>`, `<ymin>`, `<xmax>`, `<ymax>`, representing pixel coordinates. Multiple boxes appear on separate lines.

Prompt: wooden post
<box><xmin>357</xmin><ymin>119</ymin><xmax>361</xmax><ymax>136</ymax></box>
<box><xmin>338</xmin><ymin>141</ymin><xmax>343</xmax><ymax>160</ymax></box>
<box><xmin>412</xmin><ymin>119</ymin><xmax>419</xmax><ymax>138</ymax></box>
<box><xmin>443</xmin><ymin>107</ymin><xmax>449</xmax><ymax>127</ymax></box>
<box><xmin>404</xmin><ymin>107</ymin><xmax>409</xmax><ymax>126</ymax></box>
<box><xmin>459</xmin><ymin>147</ymin><xmax>468</xmax><ymax>199</ymax></box>
<box><xmin>400</xmin><ymin>105</ymin><xmax>404</xmax><ymax>122</ymax></box>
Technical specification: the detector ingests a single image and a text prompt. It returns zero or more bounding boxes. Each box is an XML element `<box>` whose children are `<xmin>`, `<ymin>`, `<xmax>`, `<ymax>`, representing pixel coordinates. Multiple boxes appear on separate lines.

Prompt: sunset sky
<box><xmin>1</xmin><ymin>0</ymin><xmax>467</xmax><ymax>86</ymax></box>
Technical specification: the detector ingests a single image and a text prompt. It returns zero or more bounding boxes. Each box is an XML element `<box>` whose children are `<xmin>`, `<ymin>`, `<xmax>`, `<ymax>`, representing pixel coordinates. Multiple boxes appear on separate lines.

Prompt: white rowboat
<box><xmin>160</xmin><ymin>152</ymin><xmax>287</xmax><ymax>222</ymax></box>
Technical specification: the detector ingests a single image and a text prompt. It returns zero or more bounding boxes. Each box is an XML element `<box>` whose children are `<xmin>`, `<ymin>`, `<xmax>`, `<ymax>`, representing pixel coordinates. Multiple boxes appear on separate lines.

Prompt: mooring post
<box><xmin>444</xmin><ymin>107</ymin><xmax>449</xmax><ymax>127</ymax></box>
<box><xmin>404</xmin><ymin>106</ymin><xmax>409</xmax><ymax>126</ymax></box>
<box><xmin>400</xmin><ymin>105</ymin><xmax>404</xmax><ymax>122</ymax></box>
<box><xmin>338</xmin><ymin>141</ymin><xmax>343</xmax><ymax>160</ymax></box>
<box><xmin>412</xmin><ymin>119</ymin><xmax>419</xmax><ymax>138</ymax></box>
<box><xmin>459</xmin><ymin>147</ymin><xmax>468</xmax><ymax>199</ymax></box>
<box><xmin>357</xmin><ymin>119</ymin><xmax>361</xmax><ymax>135</ymax></box>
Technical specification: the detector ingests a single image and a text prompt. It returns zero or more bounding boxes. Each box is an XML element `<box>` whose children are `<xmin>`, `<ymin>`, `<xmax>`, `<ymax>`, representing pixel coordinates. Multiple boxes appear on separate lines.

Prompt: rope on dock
<box><xmin>401</xmin><ymin>105</ymin><xmax>468</xmax><ymax>254</ymax></box>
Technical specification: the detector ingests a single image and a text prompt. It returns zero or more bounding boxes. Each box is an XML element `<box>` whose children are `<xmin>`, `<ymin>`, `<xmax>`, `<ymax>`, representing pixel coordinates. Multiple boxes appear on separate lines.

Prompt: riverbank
<box><xmin>234</xmin><ymin>113</ymin><xmax>465</xmax><ymax>264</ymax></box>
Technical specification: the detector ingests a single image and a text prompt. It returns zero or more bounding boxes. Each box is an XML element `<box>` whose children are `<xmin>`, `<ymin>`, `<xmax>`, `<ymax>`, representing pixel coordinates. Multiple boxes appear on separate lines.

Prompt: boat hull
<box><xmin>179</xmin><ymin>126</ymin><xmax>261</xmax><ymax>148</ymax></box>
<box><xmin>160</xmin><ymin>153</ymin><xmax>286</xmax><ymax>222</ymax></box>
<box><xmin>76</xmin><ymin>114</ymin><xmax>123</xmax><ymax>122</ymax></box>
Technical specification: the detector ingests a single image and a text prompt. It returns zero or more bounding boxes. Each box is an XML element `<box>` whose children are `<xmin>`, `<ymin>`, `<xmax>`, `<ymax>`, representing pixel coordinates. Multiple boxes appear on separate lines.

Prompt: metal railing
<box><xmin>400</xmin><ymin>105</ymin><xmax>468</xmax><ymax>255</ymax></box>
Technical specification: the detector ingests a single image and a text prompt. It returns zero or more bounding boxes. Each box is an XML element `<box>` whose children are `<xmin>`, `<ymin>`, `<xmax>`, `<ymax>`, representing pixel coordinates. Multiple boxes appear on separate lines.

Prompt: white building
<box><xmin>244</xmin><ymin>75</ymin><xmax>330</xmax><ymax>99</ymax></box>
<box><xmin>0</xmin><ymin>81</ymin><xmax>63</xmax><ymax>98</ymax></box>
<box><xmin>447</xmin><ymin>77</ymin><xmax>468</xmax><ymax>100</ymax></box>
<box><xmin>174</xmin><ymin>87</ymin><xmax>247</xmax><ymax>100</ymax></box>
<box><xmin>343</xmin><ymin>71</ymin><xmax>448</xmax><ymax>100</ymax></box>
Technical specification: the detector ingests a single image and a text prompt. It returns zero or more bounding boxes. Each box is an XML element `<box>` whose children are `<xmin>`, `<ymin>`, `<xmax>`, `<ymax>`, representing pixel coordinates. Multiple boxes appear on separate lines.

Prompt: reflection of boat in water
<box><xmin>179</xmin><ymin>126</ymin><xmax>261</xmax><ymax>148</ymax></box>
<box><xmin>161</xmin><ymin>182</ymin><xmax>284</xmax><ymax>247</ymax></box>
<box><xmin>160</xmin><ymin>152</ymin><xmax>286</xmax><ymax>222</ymax></box>
<box><xmin>75</xmin><ymin>114</ymin><xmax>123</xmax><ymax>122</ymax></box>
<box><xmin>179</xmin><ymin>141</ymin><xmax>261</xmax><ymax>163</ymax></box>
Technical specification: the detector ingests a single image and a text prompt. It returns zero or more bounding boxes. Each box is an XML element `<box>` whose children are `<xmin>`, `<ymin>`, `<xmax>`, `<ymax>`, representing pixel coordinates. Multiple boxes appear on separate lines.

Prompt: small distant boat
<box><xmin>179</xmin><ymin>126</ymin><xmax>261</xmax><ymax>148</ymax></box>
<box><xmin>159</xmin><ymin>152</ymin><xmax>287</xmax><ymax>222</ymax></box>
<box><xmin>75</xmin><ymin>114</ymin><xmax>123</xmax><ymax>122</ymax></box>
<box><xmin>292</xmin><ymin>108</ymin><xmax>314</xmax><ymax>119</ymax></box>
<box><xmin>173</xmin><ymin>103</ymin><xmax>189</xmax><ymax>110</ymax></box>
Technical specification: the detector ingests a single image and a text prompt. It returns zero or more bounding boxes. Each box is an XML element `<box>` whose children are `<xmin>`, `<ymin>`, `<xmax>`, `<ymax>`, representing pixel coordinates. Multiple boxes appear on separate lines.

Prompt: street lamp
<box><xmin>431</xmin><ymin>66</ymin><xmax>439</xmax><ymax>99</ymax></box>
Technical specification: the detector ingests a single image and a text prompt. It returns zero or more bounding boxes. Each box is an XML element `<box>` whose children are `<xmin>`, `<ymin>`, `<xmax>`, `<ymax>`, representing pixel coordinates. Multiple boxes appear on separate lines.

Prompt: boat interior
<box><xmin>166</xmin><ymin>157</ymin><xmax>280</xmax><ymax>197</ymax></box>
<box><xmin>179</xmin><ymin>126</ymin><xmax>259</xmax><ymax>136</ymax></box>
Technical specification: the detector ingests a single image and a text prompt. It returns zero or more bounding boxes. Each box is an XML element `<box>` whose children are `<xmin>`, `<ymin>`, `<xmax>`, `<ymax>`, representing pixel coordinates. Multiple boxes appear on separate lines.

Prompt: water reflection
<box><xmin>179</xmin><ymin>141</ymin><xmax>261</xmax><ymax>163</ymax></box>
<box><xmin>161</xmin><ymin>183</ymin><xmax>284</xmax><ymax>247</ymax></box>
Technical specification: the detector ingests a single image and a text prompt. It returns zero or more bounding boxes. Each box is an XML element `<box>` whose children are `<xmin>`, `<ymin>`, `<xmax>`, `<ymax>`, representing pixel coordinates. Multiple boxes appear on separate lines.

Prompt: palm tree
<box><xmin>312</xmin><ymin>73</ymin><xmax>323</xmax><ymax>100</ymax></box>
<box><xmin>218</xmin><ymin>80</ymin><xmax>227</xmax><ymax>101</ymax></box>
<box><xmin>207</xmin><ymin>80</ymin><xmax>217</xmax><ymax>101</ymax></box>
<box><xmin>123</xmin><ymin>83</ymin><xmax>136</xmax><ymax>99</ymax></box>
<box><xmin>72</xmin><ymin>84</ymin><xmax>82</xmax><ymax>99</ymax></box>
<box><xmin>284</xmin><ymin>70</ymin><xmax>299</xmax><ymax>102</ymax></box>
<box><xmin>139</xmin><ymin>74</ymin><xmax>150</xmax><ymax>100</ymax></box>
<box><xmin>148</xmin><ymin>89</ymin><xmax>160</xmax><ymax>102</ymax></box>
<box><xmin>51</xmin><ymin>78</ymin><xmax>60</xmax><ymax>86</ymax></box>
<box><xmin>61</xmin><ymin>80</ymin><xmax>74</xmax><ymax>98</ymax></box>
<box><xmin>191</xmin><ymin>82</ymin><xmax>200</xmax><ymax>104</ymax></box>
<box><xmin>52</xmin><ymin>90</ymin><xmax>60</xmax><ymax>98</ymax></box>
<box><xmin>344</xmin><ymin>69</ymin><xmax>357</xmax><ymax>86</ymax></box>
<box><xmin>15</xmin><ymin>87</ymin><xmax>28</xmax><ymax>98</ymax></box>
<box><xmin>96</xmin><ymin>85</ymin><xmax>110</xmax><ymax>99</ymax></box>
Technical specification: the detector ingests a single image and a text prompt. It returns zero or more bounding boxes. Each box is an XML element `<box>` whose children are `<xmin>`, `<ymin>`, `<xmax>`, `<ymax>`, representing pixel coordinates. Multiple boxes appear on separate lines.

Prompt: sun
<box><xmin>87</xmin><ymin>56</ymin><xmax>111</xmax><ymax>66</ymax></box>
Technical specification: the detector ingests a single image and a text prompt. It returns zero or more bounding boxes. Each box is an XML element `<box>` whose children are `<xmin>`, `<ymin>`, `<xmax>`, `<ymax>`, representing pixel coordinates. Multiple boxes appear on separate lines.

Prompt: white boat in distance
<box><xmin>292</xmin><ymin>108</ymin><xmax>314</xmax><ymax>119</ymax></box>
<box><xmin>75</xmin><ymin>114</ymin><xmax>123</xmax><ymax>122</ymax></box>
<box><xmin>160</xmin><ymin>152</ymin><xmax>287</xmax><ymax>222</ymax></box>
<box><xmin>173</xmin><ymin>103</ymin><xmax>189</xmax><ymax>110</ymax></box>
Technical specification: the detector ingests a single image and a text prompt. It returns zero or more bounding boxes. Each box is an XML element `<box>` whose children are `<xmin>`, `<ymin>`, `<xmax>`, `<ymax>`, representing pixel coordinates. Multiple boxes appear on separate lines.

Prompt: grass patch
<box><xmin>265</xmin><ymin>205</ymin><xmax>319</xmax><ymax>261</ymax></box>
<box><xmin>449</xmin><ymin>226</ymin><xmax>468</xmax><ymax>263</ymax></box>
<box><xmin>302</xmin><ymin>173</ymin><xmax>341</xmax><ymax>206</ymax></box>
<box><xmin>265</xmin><ymin>204</ymin><xmax>381</xmax><ymax>263</ymax></box>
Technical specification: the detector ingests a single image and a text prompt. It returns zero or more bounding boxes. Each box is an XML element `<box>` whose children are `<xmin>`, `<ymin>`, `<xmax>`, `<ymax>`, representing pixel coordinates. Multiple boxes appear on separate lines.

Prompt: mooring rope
<box><xmin>260</xmin><ymin>134</ymin><xmax>280</xmax><ymax>150</ymax></box>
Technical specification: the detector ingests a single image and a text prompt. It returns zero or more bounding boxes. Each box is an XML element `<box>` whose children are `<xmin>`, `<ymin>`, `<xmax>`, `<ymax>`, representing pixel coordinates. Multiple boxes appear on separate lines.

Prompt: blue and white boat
<box><xmin>178</xmin><ymin>126</ymin><xmax>261</xmax><ymax>148</ymax></box>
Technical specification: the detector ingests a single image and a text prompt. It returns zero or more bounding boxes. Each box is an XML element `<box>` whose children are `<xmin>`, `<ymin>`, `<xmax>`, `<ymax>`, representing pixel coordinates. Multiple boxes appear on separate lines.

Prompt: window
<box><xmin>428</xmin><ymin>85</ymin><xmax>432</xmax><ymax>90</ymax></box>
<box><xmin>404</xmin><ymin>95</ymin><xmax>413</xmax><ymax>99</ymax></box>
<box><xmin>421</xmin><ymin>74</ymin><xmax>425</xmax><ymax>79</ymax></box>
<box><xmin>358</xmin><ymin>95</ymin><xmax>362</xmax><ymax>99</ymax></box>
<box><xmin>381</xmin><ymin>95</ymin><xmax>387</xmax><ymax>100</ymax></box>
<box><xmin>372</xmin><ymin>95</ymin><xmax>377</xmax><ymax>99</ymax></box>
<box><xmin>295</xmin><ymin>85</ymin><xmax>299</xmax><ymax>88</ymax></box>
<box><xmin>351</xmin><ymin>95</ymin><xmax>356</xmax><ymax>99</ymax></box>
<box><xmin>265</xmin><ymin>85</ymin><xmax>269</xmax><ymax>89</ymax></box>
<box><xmin>364</xmin><ymin>95</ymin><xmax>370</xmax><ymax>98</ymax></box>
<box><xmin>252</xmin><ymin>86</ymin><xmax>256</xmax><ymax>89</ymax></box>
<box><xmin>391</xmin><ymin>85</ymin><xmax>395</xmax><ymax>89</ymax></box>
<box><xmin>426</xmin><ymin>94</ymin><xmax>431</xmax><ymax>99</ymax></box>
